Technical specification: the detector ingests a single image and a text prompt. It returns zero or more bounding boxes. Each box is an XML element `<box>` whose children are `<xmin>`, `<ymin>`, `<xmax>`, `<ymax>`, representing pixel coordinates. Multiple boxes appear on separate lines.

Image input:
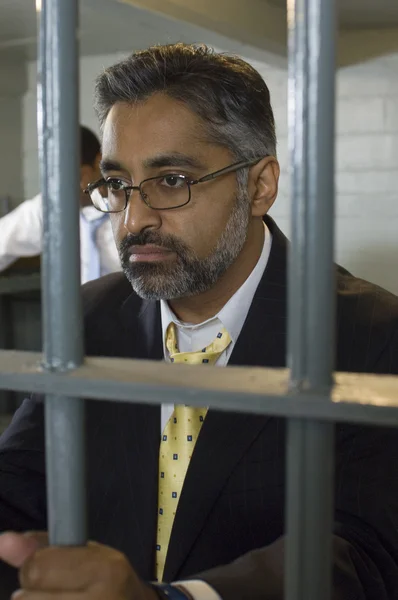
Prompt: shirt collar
<box><xmin>160</xmin><ymin>222</ymin><xmax>272</xmax><ymax>343</ymax></box>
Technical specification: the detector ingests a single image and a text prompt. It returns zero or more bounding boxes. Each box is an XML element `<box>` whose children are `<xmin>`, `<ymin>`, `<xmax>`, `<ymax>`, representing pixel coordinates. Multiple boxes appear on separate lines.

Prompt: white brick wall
<box><xmin>22</xmin><ymin>51</ymin><xmax>398</xmax><ymax>294</ymax></box>
<box><xmin>261</xmin><ymin>55</ymin><xmax>398</xmax><ymax>296</ymax></box>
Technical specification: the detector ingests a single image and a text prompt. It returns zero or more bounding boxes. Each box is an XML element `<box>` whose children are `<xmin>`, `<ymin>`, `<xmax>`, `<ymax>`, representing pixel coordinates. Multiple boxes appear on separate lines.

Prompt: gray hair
<box><xmin>94</xmin><ymin>43</ymin><xmax>277</xmax><ymax>189</ymax></box>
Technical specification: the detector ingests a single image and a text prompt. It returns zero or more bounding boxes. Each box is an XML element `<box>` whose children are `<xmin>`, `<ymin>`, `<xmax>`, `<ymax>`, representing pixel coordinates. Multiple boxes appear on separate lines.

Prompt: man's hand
<box><xmin>0</xmin><ymin>532</ymin><xmax>159</xmax><ymax>600</ymax></box>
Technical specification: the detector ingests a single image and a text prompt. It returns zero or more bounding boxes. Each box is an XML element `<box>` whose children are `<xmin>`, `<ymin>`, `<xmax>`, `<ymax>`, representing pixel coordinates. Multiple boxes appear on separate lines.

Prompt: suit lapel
<box><xmin>164</xmin><ymin>216</ymin><xmax>289</xmax><ymax>580</ymax></box>
<box><xmin>120</xmin><ymin>293</ymin><xmax>164</xmax><ymax>361</ymax></box>
<box><xmin>228</xmin><ymin>216</ymin><xmax>287</xmax><ymax>369</ymax></box>
<box><xmin>163</xmin><ymin>410</ymin><xmax>269</xmax><ymax>581</ymax></box>
<box><xmin>87</xmin><ymin>399</ymin><xmax>160</xmax><ymax>579</ymax></box>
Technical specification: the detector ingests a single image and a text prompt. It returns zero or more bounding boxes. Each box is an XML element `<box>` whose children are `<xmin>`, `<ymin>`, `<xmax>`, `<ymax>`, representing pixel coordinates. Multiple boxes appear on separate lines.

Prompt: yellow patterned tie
<box><xmin>155</xmin><ymin>322</ymin><xmax>232</xmax><ymax>582</ymax></box>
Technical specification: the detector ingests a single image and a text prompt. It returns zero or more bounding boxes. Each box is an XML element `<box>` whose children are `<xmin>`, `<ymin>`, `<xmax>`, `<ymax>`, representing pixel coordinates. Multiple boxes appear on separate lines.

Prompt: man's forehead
<box><xmin>101</xmin><ymin>98</ymin><xmax>215</xmax><ymax>167</ymax></box>
<box><xmin>103</xmin><ymin>96</ymin><xmax>203</xmax><ymax>144</ymax></box>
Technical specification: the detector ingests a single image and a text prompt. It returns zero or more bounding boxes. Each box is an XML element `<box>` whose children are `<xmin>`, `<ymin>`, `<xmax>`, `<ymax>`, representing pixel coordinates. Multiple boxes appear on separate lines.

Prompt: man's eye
<box><xmin>161</xmin><ymin>175</ymin><xmax>186</xmax><ymax>189</ymax></box>
<box><xmin>107</xmin><ymin>179</ymin><xmax>126</xmax><ymax>192</ymax></box>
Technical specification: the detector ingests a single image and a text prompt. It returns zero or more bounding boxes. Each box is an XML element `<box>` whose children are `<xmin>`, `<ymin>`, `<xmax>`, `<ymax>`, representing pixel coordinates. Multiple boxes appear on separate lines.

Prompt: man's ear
<box><xmin>248</xmin><ymin>156</ymin><xmax>280</xmax><ymax>217</ymax></box>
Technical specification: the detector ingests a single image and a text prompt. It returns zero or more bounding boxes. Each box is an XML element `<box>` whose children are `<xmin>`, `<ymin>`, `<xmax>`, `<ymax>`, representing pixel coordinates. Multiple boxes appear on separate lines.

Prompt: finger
<box><xmin>0</xmin><ymin>533</ymin><xmax>42</xmax><ymax>568</ymax></box>
<box><xmin>23</xmin><ymin>531</ymin><xmax>49</xmax><ymax>549</ymax></box>
<box><xmin>20</xmin><ymin>542</ymin><xmax>126</xmax><ymax>591</ymax></box>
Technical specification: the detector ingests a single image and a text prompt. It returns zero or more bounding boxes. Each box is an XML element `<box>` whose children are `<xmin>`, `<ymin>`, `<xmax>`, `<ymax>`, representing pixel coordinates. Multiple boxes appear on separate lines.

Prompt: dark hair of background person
<box><xmin>81</xmin><ymin>125</ymin><xmax>101</xmax><ymax>166</ymax></box>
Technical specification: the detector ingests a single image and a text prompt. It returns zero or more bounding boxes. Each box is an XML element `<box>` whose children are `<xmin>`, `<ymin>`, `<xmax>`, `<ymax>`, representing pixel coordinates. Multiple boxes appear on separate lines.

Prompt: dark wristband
<box><xmin>151</xmin><ymin>582</ymin><xmax>192</xmax><ymax>600</ymax></box>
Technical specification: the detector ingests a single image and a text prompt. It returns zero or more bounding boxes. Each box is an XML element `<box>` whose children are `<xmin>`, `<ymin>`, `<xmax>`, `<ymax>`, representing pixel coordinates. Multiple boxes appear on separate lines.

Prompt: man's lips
<box><xmin>128</xmin><ymin>244</ymin><xmax>174</xmax><ymax>262</ymax></box>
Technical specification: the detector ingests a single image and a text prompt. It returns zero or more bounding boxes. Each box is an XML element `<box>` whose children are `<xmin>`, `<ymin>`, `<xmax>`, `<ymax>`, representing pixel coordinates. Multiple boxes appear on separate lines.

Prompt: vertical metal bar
<box><xmin>306</xmin><ymin>0</ymin><xmax>336</xmax><ymax>389</ymax></box>
<box><xmin>286</xmin><ymin>421</ymin><xmax>334</xmax><ymax>600</ymax></box>
<box><xmin>38</xmin><ymin>0</ymin><xmax>86</xmax><ymax>545</ymax></box>
<box><xmin>286</xmin><ymin>0</ymin><xmax>336</xmax><ymax>598</ymax></box>
<box><xmin>287</xmin><ymin>0</ymin><xmax>308</xmax><ymax>387</ymax></box>
<box><xmin>285</xmin><ymin>3</ymin><xmax>311</xmax><ymax>593</ymax></box>
<box><xmin>45</xmin><ymin>396</ymin><xmax>86</xmax><ymax>544</ymax></box>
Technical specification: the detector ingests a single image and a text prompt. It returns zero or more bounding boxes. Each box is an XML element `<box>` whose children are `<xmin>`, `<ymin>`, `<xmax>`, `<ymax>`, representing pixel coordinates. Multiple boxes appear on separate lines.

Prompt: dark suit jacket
<box><xmin>1</xmin><ymin>217</ymin><xmax>398</xmax><ymax>599</ymax></box>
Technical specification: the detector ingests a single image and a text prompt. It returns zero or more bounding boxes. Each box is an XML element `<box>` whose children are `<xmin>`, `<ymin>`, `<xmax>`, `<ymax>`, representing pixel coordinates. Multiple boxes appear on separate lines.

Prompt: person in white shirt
<box><xmin>0</xmin><ymin>126</ymin><xmax>120</xmax><ymax>283</ymax></box>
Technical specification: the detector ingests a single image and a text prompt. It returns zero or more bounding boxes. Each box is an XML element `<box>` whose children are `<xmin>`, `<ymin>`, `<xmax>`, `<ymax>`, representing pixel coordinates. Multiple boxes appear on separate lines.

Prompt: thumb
<box><xmin>0</xmin><ymin>531</ymin><xmax>48</xmax><ymax>568</ymax></box>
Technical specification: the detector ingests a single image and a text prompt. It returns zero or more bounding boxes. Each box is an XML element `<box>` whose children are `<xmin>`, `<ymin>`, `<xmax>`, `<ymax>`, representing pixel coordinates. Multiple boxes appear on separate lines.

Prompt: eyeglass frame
<box><xmin>84</xmin><ymin>157</ymin><xmax>264</xmax><ymax>213</ymax></box>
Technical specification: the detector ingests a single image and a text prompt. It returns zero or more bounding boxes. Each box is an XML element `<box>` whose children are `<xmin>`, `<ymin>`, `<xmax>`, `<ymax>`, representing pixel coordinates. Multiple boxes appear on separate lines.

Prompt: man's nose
<box><xmin>123</xmin><ymin>188</ymin><xmax>161</xmax><ymax>235</ymax></box>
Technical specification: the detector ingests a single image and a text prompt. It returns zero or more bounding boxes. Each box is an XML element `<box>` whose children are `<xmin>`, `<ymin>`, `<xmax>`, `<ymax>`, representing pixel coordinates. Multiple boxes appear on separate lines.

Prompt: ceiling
<box><xmin>0</xmin><ymin>0</ymin><xmax>239</xmax><ymax>62</ymax></box>
<box><xmin>0</xmin><ymin>0</ymin><xmax>397</xmax><ymax>67</ymax></box>
<box><xmin>267</xmin><ymin>0</ymin><xmax>398</xmax><ymax>29</ymax></box>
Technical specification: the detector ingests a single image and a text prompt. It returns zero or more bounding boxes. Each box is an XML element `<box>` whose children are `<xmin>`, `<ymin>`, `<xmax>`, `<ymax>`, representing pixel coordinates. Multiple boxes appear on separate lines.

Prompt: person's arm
<box><xmin>166</xmin><ymin>419</ymin><xmax>398</xmax><ymax>600</ymax></box>
<box><xmin>196</xmin><ymin>428</ymin><xmax>398</xmax><ymax>600</ymax></box>
<box><xmin>197</xmin><ymin>528</ymin><xmax>391</xmax><ymax>600</ymax></box>
<box><xmin>195</xmin><ymin>329</ymin><xmax>398</xmax><ymax>600</ymax></box>
<box><xmin>0</xmin><ymin>395</ymin><xmax>46</xmax><ymax>599</ymax></box>
<box><xmin>0</xmin><ymin>194</ymin><xmax>43</xmax><ymax>272</ymax></box>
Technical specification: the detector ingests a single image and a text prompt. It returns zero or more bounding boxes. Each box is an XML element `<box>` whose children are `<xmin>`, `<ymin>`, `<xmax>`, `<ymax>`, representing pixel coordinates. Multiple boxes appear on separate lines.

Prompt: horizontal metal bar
<box><xmin>1</xmin><ymin>350</ymin><xmax>398</xmax><ymax>426</ymax></box>
<box><xmin>0</xmin><ymin>274</ymin><xmax>41</xmax><ymax>296</ymax></box>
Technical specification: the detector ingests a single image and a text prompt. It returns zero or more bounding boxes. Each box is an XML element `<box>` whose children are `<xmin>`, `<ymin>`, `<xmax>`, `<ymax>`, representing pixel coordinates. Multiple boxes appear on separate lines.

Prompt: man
<box><xmin>0</xmin><ymin>125</ymin><xmax>120</xmax><ymax>283</ymax></box>
<box><xmin>0</xmin><ymin>43</ymin><xmax>398</xmax><ymax>600</ymax></box>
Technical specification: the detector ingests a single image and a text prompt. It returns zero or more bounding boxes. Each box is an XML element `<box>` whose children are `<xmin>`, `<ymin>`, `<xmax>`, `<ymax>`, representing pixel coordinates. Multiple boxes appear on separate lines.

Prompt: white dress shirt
<box><xmin>0</xmin><ymin>194</ymin><xmax>120</xmax><ymax>283</ymax></box>
<box><xmin>159</xmin><ymin>222</ymin><xmax>272</xmax><ymax>599</ymax></box>
<box><xmin>79</xmin><ymin>205</ymin><xmax>120</xmax><ymax>283</ymax></box>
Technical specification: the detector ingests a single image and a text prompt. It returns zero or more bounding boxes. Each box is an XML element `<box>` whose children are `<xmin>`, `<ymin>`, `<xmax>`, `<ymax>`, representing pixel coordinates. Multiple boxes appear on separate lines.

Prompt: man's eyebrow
<box><xmin>99</xmin><ymin>159</ymin><xmax>125</xmax><ymax>173</ymax></box>
<box><xmin>142</xmin><ymin>153</ymin><xmax>206</xmax><ymax>171</ymax></box>
<box><xmin>99</xmin><ymin>153</ymin><xmax>206</xmax><ymax>175</ymax></box>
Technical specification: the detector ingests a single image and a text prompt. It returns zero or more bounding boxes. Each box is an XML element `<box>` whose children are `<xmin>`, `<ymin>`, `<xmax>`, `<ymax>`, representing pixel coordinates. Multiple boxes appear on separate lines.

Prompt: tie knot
<box><xmin>165</xmin><ymin>323</ymin><xmax>232</xmax><ymax>366</ymax></box>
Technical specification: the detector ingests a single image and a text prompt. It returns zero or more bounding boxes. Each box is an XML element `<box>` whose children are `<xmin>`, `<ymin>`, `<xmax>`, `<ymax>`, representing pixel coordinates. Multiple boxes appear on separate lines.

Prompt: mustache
<box><xmin>118</xmin><ymin>231</ymin><xmax>190</xmax><ymax>257</ymax></box>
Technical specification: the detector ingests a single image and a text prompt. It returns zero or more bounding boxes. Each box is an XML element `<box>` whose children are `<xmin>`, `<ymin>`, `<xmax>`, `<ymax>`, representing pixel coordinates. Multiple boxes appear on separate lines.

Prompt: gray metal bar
<box><xmin>2</xmin><ymin>351</ymin><xmax>398</xmax><ymax>426</ymax></box>
<box><xmin>286</xmin><ymin>3</ymin><xmax>312</xmax><ymax>598</ymax></box>
<box><xmin>306</xmin><ymin>0</ymin><xmax>336</xmax><ymax>388</ymax></box>
<box><xmin>286</xmin><ymin>0</ymin><xmax>336</xmax><ymax>597</ymax></box>
<box><xmin>286</xmin><ymin>421</ymin><xmax>334</xmax><ymax>600</ymax></box>
<box><xmin>38</xmin><ymin>0</ymin><xmax>86</xmax><ymax>545</ymax></box>
<box><xmin>45</xmin><ymin>396</ymin><xmax>86</xmax><ymax>544</ymax></box>
<box><xmin>39</xmin><ymin>0</ymin><xmax>82</xmax><ymax>368</ymax></box>
<box><xmin>287</xmin><ymin>0</ymin><xmax>308</xmax><ymax>387</ymax></box>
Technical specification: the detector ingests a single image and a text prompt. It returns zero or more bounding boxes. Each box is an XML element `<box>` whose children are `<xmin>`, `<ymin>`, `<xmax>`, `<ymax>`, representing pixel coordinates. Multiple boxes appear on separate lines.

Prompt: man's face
<box><xmin>101</xmin><ymin>94</ymin><xmax>251</xmax><ymax>300</ymax></box>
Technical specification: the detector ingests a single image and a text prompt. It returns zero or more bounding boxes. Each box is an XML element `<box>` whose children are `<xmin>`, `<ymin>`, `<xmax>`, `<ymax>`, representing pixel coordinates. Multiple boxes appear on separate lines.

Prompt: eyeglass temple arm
<box><xmin>194</xmin><ymin>158</ymin><xmax>263</xmax><ymax>184</ymax></box>
<box><xmin>83</xmin><ymin>178</ymin><xmax>106</xmax><ymax>194</ymax></box>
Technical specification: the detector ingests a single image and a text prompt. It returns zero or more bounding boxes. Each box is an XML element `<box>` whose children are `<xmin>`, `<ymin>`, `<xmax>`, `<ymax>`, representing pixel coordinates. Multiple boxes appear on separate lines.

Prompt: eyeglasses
<box><xmin>84</xmin><ymin>158</ymin><xmax>264</xmax><ymax>213</ymax></box>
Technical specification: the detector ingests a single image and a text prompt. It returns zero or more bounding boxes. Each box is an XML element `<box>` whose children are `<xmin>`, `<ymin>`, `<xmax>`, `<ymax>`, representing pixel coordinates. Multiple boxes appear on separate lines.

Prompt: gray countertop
<box><xmin>0</xmin><ymin>272</ymin><xmax>41</xmax><ymax>295</ymax></box>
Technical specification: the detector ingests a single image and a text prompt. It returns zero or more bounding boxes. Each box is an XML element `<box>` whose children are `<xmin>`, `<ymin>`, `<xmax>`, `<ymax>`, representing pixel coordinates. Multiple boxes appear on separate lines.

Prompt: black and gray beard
<box><xmin>119</xmin><ymin>193</ymin><xmax>250</xmax><ymax>300</ymax></box>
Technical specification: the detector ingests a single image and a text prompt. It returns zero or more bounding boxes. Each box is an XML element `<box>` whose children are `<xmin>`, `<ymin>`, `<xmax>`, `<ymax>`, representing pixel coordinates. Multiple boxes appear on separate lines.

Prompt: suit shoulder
<box><xmin>81</xmin><ymin>272</ymin><xmax>142</xmax><ymax>318</ymax></box>
<box><xmin>336</xmin><ymin>267</ymin><xmax>398</xmax><ymax>325</ymax></box>
<box><xmin>336</xmin><ymin>267</ymin><xmax>398</xmax><ymax>372</ymax></box>
<box><xmin>81</xmin><ymin>273</ymin><xmax>147</xmax><ymax>355</ymax></box>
